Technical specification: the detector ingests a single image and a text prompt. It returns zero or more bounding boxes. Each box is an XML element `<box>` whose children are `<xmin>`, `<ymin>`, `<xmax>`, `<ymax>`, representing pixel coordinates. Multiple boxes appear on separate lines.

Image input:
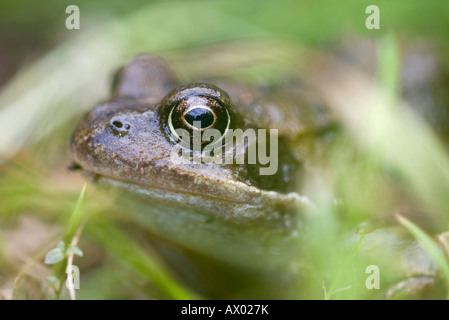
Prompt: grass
<box><xmin>0</xmin><ymin>0</ymin><xmax>449</xmax><ymax>300</ymax></box>
<box><xmin>398</xmin><ymin>216</ymin><xmax>449</xmax><ymax>299</ymax></box>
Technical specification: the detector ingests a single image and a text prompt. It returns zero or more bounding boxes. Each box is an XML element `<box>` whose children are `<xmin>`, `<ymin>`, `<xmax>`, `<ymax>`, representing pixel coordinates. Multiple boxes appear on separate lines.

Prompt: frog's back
<box><xmin>210</xmin><ymin>80</ymin><xmax>334</xmax><ymax>140</ymax></box>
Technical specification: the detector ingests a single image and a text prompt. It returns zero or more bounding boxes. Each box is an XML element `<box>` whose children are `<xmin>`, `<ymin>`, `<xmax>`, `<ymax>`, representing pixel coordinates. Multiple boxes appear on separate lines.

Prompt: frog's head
<box><xmin>71</xmin><ymin>55</ymin><xmax>307</xmax><ymax>226</ymax></box>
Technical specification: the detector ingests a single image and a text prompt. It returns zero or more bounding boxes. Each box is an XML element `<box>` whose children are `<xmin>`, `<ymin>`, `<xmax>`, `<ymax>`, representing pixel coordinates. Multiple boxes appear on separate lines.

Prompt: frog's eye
<box><xmin>167</xmin><ymin>95</ymin><xmax>231</xmax><ymax>146</ymax></box>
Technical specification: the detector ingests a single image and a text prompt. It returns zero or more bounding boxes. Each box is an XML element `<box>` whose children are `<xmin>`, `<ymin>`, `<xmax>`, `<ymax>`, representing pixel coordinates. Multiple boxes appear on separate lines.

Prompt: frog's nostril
<box><xmin>112</xmin><ymin>120</ymin><xmax>123</xmax><ymax>128</ymax></box>
<box><xmin>110</xmin><ymin>118</ymin><xmax>131</xmax><ymax>137</ymax></box>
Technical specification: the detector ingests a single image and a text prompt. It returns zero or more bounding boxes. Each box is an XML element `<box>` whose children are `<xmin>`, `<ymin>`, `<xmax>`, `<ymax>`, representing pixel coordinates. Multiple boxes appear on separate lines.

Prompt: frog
<box><xmin>71</xmin><ymin>55</ymin><xmax>325</xmax><ymax>298</ymax></box>
<box><xmin>70</xmin><ymin>53</ymin><xmax>446</xmax><ymax>299</ymax></box>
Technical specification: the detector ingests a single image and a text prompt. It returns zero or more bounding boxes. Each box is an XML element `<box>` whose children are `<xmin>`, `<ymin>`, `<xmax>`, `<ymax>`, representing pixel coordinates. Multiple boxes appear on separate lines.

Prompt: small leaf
<box><xmin>46</xmin><ymin>276</ymin><xmax>60</xmax><ymax>287</ymax></box>
<box><xmin>57</xmin><ymin>241</ymin><xmax>65</xmax><ymax>251</ymax></box>
<box><xmin>44</xmin><ymin>248</ymin><xmax>65</xmax><ymax>264</ymax></box>
<box><xmin>66</xmin><ymin>245</ymin><xmax>83</xmax><ymax>257</ymax></box>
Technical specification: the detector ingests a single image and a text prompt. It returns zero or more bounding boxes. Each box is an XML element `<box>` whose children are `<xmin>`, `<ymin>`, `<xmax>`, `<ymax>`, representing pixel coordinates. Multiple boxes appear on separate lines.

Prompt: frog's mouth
<box><xmin>70</xmin><ymin>161</ymin><xmax>310</xmax><ymax>226</ymax></box>
<box><xmin>87</xmin><ymin>167</ymin><xmax>308</xmax><ymax>272</ymax></box>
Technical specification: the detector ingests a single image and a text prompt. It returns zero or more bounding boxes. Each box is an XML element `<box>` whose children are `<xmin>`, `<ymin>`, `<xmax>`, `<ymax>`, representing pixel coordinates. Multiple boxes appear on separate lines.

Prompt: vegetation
<box><xmin>0</xmin><ymin>0</ymin><xmax>448</xmax><ymax>299</ymax></box>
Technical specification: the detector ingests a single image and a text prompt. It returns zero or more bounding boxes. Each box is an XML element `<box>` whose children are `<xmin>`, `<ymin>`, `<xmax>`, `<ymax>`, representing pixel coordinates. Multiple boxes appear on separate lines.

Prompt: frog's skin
<box><xmin>71</xmin><ymin>54</ymin><xmax>443</xmax><ymax>299</ymax></box>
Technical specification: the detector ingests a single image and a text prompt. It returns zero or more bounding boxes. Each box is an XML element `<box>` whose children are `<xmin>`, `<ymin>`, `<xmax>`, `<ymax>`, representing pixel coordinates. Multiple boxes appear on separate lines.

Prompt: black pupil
<box><xmin>184</xmin><ymin>107</ymin><xmax>214</xmax><ymax>129</ymax></box>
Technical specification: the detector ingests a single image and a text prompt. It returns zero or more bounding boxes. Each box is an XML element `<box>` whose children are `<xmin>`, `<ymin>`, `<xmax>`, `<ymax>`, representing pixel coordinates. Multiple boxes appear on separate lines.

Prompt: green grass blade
<box><xmin>392</xmin><ymin>289</ymin><xmax>409</xmax><ymax>300</ymax></box>
<box><xmin>325</xmin><ymin>234</ymin><xmax>365</xmax><ymax>300</ymax></box>
<box><xmin>63</xmin><ymin>183</ymin><xmax>88</xmax><ymax>242</ymax></box>
<box><xmin>377</xmin><ymin>33</ymin><xmax>400</xmax><ymax>101</ymax></box>
<box><xmin>88</xmin><ymin>222</ymin><xmax>199</xmax><ymax>300</ymax></box>
<box><xmin>398</xmin><ymin>215</ymin><xmax>449</xmax><ymax>299</ymax></box>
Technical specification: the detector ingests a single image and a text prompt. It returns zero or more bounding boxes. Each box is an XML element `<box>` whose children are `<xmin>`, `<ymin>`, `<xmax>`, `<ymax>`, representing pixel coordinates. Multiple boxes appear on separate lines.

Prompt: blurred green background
<box><xmin>1</xmin><ymin>0</ymin><xmax>449</xmax><ymax>300</ymax></box>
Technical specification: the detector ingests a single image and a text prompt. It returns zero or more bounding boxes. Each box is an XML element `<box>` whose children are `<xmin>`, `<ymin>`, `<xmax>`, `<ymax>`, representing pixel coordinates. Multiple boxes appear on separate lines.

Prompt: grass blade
<box><xmin>397</xmin><ymin>215</ymin><xmax>449</xmax><ymax>299</ymax></box>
